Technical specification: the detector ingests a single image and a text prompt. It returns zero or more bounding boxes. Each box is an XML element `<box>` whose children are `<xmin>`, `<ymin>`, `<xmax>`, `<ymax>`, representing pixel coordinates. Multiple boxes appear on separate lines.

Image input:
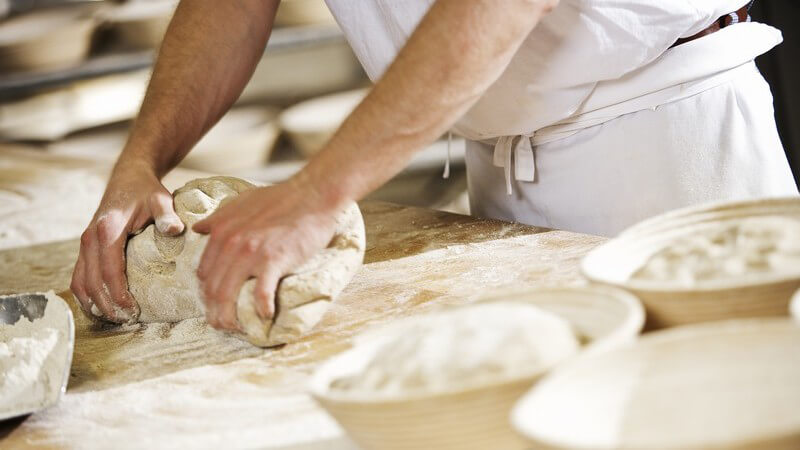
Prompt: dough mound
<box><xmin>125</xmin><ymin>176</ymin><xmax>366</xmax><ymax>347</ymax></box>
<box><xmin>330</xmin><ymin>302</ymin><xmax>580</xmax><ymax>395</ymax></box>
<box><xmin>633</xmin><ymin>216</ymin><xmax>800</xmax><ymax>285</ymax></box>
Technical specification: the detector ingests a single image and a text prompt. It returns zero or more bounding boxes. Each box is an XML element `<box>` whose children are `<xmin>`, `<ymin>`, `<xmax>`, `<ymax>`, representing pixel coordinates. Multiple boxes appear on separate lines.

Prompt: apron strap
<box><xmin>442</xmin><ymin>131</ymin><xmax>452</xmax><ymax>179</ymax></box>
<box><xmin>492</xmin><ymin>134</ymin><xmax>536</xmax><ymax>195</ymax></box>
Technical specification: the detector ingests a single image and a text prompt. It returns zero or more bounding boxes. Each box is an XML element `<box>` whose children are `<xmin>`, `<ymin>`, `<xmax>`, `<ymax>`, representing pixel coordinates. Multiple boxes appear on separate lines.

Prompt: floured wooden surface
<box><xmin>0</xmin><ymin>151</ymin><xmax>105</xmax><ymax>251</ymax></box>
<box><xmin>0</xmin><ymin>194</ymin><xmax>603</xmax><ymax>448</ymax></box>
<box><xmin>0</xmin><ymin>146</ymin><xmax>215</xmax><ymax>252</ymax></box>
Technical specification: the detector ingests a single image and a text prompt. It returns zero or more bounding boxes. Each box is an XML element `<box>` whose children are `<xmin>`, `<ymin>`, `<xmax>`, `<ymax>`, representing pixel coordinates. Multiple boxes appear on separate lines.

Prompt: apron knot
<box><xmin>492</xmin><ymin>134</ymin><xmax>536</xmax><ymax>195</ymax></box>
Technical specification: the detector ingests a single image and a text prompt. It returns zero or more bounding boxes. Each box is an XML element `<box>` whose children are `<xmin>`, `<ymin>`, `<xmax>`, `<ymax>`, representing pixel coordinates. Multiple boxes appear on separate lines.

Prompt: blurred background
<box><xmin>751</xmin><ymin>2</ymin><xmax>800</xmax><ymax>187</ymax></box>
<box><xmin>0</xmin><ymin>0</ymin><xmax>470</xmax><ymax>215</ymax></box>
<box><xmin>0</xmin><ymin>0</ymin><xmax>796</xmax><ymax>216</ymax></box>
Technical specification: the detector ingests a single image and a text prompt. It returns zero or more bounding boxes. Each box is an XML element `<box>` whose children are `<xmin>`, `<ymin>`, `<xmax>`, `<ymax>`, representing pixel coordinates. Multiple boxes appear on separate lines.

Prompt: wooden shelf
<box><xmin>0</xmin><ymin>24</ymin><xmax>344</xmax><ymax>100</ymax></box>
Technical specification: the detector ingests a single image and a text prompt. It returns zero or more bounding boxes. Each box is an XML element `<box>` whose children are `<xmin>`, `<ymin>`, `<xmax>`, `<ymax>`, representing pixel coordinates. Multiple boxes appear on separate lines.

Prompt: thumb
<box><xmin>149</xmin><ymin>190</ymin><xmax>185</xmax><ymax>236</ymax></box>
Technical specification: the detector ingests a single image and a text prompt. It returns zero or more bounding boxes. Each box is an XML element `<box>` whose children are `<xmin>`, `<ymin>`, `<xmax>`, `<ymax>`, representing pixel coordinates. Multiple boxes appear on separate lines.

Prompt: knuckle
<box><xmin>243</xmin><ymin>237</ymin><xmax>262</xmax><ymax>255</ymax></box>
<box><xmin>80</xmin><ymin>230</ymin><xmax>93</xmax><ymax>246</ymax></box>
<box><xmin>96</xmin><ymin>218</ymin><xmax>118</xmax><ymax>244</ymax></box>
<box><xmin>210</xmin><ymin>223</ymin><xmax>229</xmax><ymax>238</ymax></box>
<box><xmin>224</xmin><ymin>233</ymin><xmax>243</xmax><ymax>252</ymax></box>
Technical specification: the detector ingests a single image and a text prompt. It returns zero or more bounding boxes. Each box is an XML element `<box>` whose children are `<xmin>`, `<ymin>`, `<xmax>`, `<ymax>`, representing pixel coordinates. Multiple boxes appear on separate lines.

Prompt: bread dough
<box><xmin>125</xmin><ymin>176</ymin><xmax>366</xmax><ymax>347</ymax></box>
<box><xmin>633</xmin><ymin>216</ymin><xmax>800</xmax><ymax>285</ymax></box>
<box><xmin>329</xmin><ymin>302</ymin><xmax>580</xmax><ymax>395</ymax></box>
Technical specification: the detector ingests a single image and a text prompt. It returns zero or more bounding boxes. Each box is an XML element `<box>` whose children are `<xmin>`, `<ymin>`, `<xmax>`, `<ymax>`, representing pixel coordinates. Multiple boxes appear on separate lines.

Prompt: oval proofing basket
<box><xmin>512</xmin><ymin>318</ymin><xmax>800</xmax><ymax>450</ymax></box>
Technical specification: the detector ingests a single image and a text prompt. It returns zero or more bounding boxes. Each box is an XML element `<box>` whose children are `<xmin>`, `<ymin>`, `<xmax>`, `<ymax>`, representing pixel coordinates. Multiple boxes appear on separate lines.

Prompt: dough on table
<box><xmin>123</xmin><ymin>176</ymin><xmax>366</xmax><ymax>347</ymax></box>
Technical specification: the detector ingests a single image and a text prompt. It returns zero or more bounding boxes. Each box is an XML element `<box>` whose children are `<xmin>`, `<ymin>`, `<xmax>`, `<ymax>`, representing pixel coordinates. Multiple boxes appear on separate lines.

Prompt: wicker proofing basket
<box><xmin>279</xmin><ymin>89</ymin><xmax>368</xmax><ymax>158</ymax></box>
<box><xmin>180</xmin><ymin>106</ymin><xmax>280</xmax><ymax>172</ymax></box>
<box><xmin>105</xmin><ymin>0</ymin><xmax>178</xmax><ymax>50</ymax></box>
<box><xmin>512</xmin><ymin>318</ymin><xmax>800</xmax><ymax>450</ymax></box>
<box><xmin>790</xmin><ymin>288</ymin><xmax>800</xmax><ymax>323</ymax></box>
<box><xmin>309</xmin><ymin>286</ymin><xmax>645</xmax><ymax>450</ymax></box>
<box><xmin>274</xmin><ymin>0</ymin><xmax>336</xmax><ymax>27</ymax></box>
<box><xmin>582</xmin><ymin>197</ymin><xmax>800</xmax><ymax>329</ymax></box>
<box><xmin>0</xmin><ymin>6</ymin><xmax>98</xmax><ymax>73</ymax></box>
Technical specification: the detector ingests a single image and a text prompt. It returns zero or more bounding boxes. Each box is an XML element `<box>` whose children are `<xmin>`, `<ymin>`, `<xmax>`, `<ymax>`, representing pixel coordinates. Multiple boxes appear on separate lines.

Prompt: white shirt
<box><xmin>325</xmin><ymin>0</ymin><xmax>780</xmax><ymax>142</ymax></box>
<box><xmin>324</xmin><ymin>0</ymin><xmax>797</xmax><ymax>236</ymax></box>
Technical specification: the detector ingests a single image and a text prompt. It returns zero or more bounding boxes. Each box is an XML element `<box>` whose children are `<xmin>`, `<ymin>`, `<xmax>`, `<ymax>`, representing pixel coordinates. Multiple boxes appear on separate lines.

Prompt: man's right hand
<box><xmin>70</xmin><ymin>163</ymin><xmax>184</xmax><ymax>323</ymax></box>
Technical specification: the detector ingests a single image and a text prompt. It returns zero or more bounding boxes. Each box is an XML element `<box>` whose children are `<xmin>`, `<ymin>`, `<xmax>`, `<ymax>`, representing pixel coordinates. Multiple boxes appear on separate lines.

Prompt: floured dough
<box><xmin>125</xmin><ymin>176</ymin><xmax>366</xmax><ymax>347</ymax></box>
<box><xmin>329</xmin><ymin>302</ymin><xmax>580</xmax><ymax>395</ymax></box>
<box><xmin>633</xmin><ymin>216</ymin><xmax>800</xmax><ymax>285</ymax></box>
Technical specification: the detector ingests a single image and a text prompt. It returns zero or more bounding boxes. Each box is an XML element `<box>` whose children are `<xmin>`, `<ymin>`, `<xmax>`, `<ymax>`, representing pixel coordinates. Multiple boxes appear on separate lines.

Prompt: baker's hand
<box><xmin>70</xmin><ymin>163</ymin><xmax>184</xmax><ymax>323</ymax></box>
<box><xmin>192</xmin><ymin>177</ymin><xmax>339</xmax><ymax>331</ymax></box>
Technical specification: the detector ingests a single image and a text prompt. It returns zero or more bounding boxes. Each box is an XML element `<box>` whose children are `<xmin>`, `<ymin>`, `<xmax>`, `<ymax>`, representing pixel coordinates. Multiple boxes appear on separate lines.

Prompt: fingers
<box><xmin>72</xmin><ymin>212</ymin><xmax>139</xmax><ymax>324</ymax></box>
<box><xmin>82</xmin><ymin>226</ymin><xmax>121</xmax><ymax>322</ymax></box>
<box><xmin>198</xmin><ymin>227</ymin><xmax>283</xmax><ymax>331</ymax></box>
<box><xmin>196</xmin><ymin>224</ymin><xmax>227</xmax><ymax>281</ymax></box>
<box><xmin>192</xmin><ymin>207</ymin><xmax>226</xmax><ymax>235</ymax></box>
<box><xmin>96</xmin><ymin>213</ymin><xmax>139</xmax><ymax>321</ymax></box>
<box><xmin>200</xmin><ymin>231</ymin><xmax>250</xmax><ymax>330</ymax></box>
<box><xmin>192</xmin><ymin>215</ymin><xmax>213</xmax><ymax>234</ymax></box>
<box><xmin>254</xmin><ymin>267</ymin><xmax>280</xmax><ymax>320</ymax></box>
<box><xmin>150</xmin><ymin>191</ymin><xmax>185</xmax><ymax>236</ymax></box>
<box><xmin>205</xmin><ymin>262</ymin><xmax>251</xmax><ymax>331</ymax></box>
<box><xmin>70</xmin><ymin>244</ymin><xmax>94</xmax><ymax>318</ymax></box>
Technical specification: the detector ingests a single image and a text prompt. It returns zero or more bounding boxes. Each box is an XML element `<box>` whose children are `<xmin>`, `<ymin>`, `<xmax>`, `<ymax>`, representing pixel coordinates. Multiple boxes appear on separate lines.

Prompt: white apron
<box><xmin>325</xmin><ymin>0</ymin><xmax>799</xmax><ymax>236</ymax></box>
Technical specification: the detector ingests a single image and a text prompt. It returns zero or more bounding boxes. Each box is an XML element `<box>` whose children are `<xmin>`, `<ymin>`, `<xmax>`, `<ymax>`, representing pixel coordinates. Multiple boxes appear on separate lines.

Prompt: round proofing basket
<box><xmin>180</xmin><ymin>106</ymin><xmax>280</xmax><ymax>172</ymax></box>
<box><xmin>582</xmin><ymin>197</ymin><xmax>800</xmax><ymax>329</ymax></box>
<box><xmin>512</xmin><ymin>318</ymin><xmax>800</xmax><ymax>450</ymax></box>
<box><xmin>274</xmin><ymin>0</ymin><xmax>336</xmax><ymax>27</ymax></box>
<box><xmin>791</xmin><ymin>288</ymin><xmax>800</xmax><ymax>323</ymax></box>
<box><xmin>620</xmin><ymin>197</ymin><xmax>800</xmax><ymax>239</ymax></box>
<box><xmin>279</xmin><ymin>89</ymin><xmax>368</xmax><ymax>158</ymax></box>
<box><xmin>106</xmin><ymin>0</ymin><xmax>177</xmax><ymax>50</ymax></box>
<box><xmin>478</xmin><ymin>285</ymin><xmax>645</xmax><ymax>355</ymax></box>
<box><xmin>0</xmin><ymin>7</ymin><xmax>98</xmax><ymax>73</ymax></box>
<box><xmin>309</xmin><ymin>286</ymin><xmax>645</xmax><ymax>450</ymax></box>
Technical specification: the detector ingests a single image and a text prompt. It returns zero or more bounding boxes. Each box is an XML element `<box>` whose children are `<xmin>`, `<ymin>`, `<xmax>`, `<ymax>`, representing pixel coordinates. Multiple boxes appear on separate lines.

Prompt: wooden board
<box><xmin>0</xmin><ymin>194</ymin><xmax>603</xmax><ymax>448</ymax></box>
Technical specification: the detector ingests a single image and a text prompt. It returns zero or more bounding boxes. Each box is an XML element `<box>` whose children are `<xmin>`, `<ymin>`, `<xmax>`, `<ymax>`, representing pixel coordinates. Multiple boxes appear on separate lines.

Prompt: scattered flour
<box><xmin>330</xmin><ymin>302</ymin><xmax>580</xmax><ymax>395</ymax></box>
<box><xmin>0</xmin><ymin>161</ymin><xmax>104</xmax><ymax>251</ymax></box>
<box><xmin>634</xmin><ymin>216</ymin><xmax>800</xmax><ymax>285</ymax></box>
<box><xmin>0</xmin><ymin>293</ymin><xmax>68</xmax><ymax>416</ymax></box>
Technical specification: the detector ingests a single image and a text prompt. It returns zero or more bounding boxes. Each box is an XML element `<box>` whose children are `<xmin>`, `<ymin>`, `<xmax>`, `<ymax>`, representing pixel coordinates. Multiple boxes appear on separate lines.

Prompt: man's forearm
<box><xmin>118</xmin><ymin>0</ymin><xmax>279</xmax><ymax>178</ymax></box>
<box><xmin>297</xmin><ymin>0</ymin><xmax>555</xmax><ymax>209</ymax></box>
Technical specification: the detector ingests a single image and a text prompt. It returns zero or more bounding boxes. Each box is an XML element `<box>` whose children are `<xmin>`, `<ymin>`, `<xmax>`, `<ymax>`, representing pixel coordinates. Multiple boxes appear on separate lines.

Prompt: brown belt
<box><xmin>671</xmin><ymin>6</ymin><xmax>750</xmax><ymax>48</ymax></box>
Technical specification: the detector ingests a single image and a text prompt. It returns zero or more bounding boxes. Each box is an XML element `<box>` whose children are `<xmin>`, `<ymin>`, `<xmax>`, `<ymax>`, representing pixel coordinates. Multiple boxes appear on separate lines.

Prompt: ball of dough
<box><xmin>124</xmin><ymin>176</ymin><xmax>366</xmax><ymax>347</ymax></box>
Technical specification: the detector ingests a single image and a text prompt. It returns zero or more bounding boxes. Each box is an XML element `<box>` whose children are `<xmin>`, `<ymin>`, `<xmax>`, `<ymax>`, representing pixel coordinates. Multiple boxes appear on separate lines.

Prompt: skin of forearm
<box><xmin>117</xmin><ymin>0</ymin><xmax>279</xmax><ymax>178</ymax></box>
<box><xmin>297</xmin><ymin>0</ymin><xmax>554</xmax><ymax>210</ymax></box>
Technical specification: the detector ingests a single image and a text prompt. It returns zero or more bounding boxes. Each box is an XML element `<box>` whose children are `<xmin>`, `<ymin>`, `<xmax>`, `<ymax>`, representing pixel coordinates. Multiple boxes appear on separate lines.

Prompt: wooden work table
<box><xmin>0</xmin><ymin>197</ymin><xmax>604</xmax><ymax>449</ymax></box>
